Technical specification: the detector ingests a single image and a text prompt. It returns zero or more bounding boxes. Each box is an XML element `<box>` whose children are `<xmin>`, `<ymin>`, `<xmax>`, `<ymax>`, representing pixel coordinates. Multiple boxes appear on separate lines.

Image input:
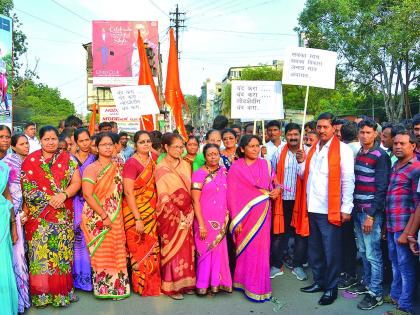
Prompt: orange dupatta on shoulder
<box><xmin>292</xmin><ymin>136</ymin><xmax>342</xmax><ymax>237</ymax></box>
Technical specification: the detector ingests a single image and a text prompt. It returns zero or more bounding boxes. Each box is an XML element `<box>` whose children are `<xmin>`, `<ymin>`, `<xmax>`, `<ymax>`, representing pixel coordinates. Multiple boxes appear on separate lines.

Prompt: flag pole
<box><xmin>253</xmin><ymin>120</ymin><xmax>257</xmax><ymax>135</ymax></box>
<box><xmin>300</xmin><ymin>85</ymin><xmax>310</xmax><ymax>149</ymax></box>
<box><xmin>262</xmin><ymin>120</ymin><xmax>266</xmax><ymax>145</ymax></box>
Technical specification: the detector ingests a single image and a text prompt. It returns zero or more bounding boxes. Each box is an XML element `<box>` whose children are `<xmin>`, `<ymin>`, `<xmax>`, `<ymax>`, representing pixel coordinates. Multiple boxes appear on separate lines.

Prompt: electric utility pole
<box><xmin>169</xmin><ymin>4</ymin><xmax>185</xmax><ymax>59</ymax></box>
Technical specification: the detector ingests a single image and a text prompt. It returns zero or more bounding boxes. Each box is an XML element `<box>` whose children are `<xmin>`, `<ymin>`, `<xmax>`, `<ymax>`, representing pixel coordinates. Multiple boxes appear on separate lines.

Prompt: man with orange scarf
<box><xmin>270</xmin><ymin>122</ymin><xmax>308</xmax><ymax>282</ymax></box>
<box><xmin>295</xmin><ymin>112</ymin><xmax>355</xmax><ymax>306</ymax></box>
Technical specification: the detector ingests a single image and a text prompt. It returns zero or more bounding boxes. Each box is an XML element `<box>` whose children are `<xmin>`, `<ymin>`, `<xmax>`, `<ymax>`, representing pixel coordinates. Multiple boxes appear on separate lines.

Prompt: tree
<box><xmin>184</xmin><ymin>94</ymin><xmax>199</xmax><ymax>124</ymax></box>
<box><xmin>296</xmin><ymin>0</ymin><xmax>420</xmax><ymax>122</ymax></box>
<box><xmin>14</xmin><ymin>80</ymin><xmax>75</xmax><ymax>127</ymax></box>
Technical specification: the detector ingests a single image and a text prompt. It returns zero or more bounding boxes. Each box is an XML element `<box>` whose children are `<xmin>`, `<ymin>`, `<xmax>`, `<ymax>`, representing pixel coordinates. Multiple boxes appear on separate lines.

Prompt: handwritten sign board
<box><xmin>99</xmin><ymin>106</ymin><xmax>140</xmax><ymax>133</ymax></box>
<box><xmin>282</xmin><ymin>47</ymin><xmax>337</xmax><ymax>89</ymax></box>
<box><xmin>231</xmin><ymin>81</ymin><xmax>284</xmax><ymax>120</ymax></box>
<box><xmin>111</xmin><ymin>85</ymin><xmax>159</xmax><ymax>117</ymax></box>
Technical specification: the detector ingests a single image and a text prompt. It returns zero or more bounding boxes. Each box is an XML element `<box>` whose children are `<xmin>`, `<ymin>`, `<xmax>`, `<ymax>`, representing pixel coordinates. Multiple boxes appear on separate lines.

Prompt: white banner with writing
<box><xmin>111</xmin><ymin>85</ymin><xmax>160</xmax><ymax>118</ymax></box>
<box><xmin>231</xmin><ymin>81</ymin><xmax>284</xmax><ymax>120</ymax></box>
<box><xmin>282</xmin><ymin>47</ymin><xmax>337</xmax><ymax>89</ymax></box>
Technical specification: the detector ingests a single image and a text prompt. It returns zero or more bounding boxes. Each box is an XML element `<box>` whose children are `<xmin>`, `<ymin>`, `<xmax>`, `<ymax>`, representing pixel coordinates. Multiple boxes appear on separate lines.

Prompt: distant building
<box><xmin>198</xmin><ymin>79</ymin><xmax>222</xmax><ymax>126</ymax></box>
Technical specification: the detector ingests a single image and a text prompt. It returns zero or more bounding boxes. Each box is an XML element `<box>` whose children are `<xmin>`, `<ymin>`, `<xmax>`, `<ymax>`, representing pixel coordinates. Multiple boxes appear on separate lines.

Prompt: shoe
<box><xmin>270</xmin><ymin>266</ymin><xmax>284</xmax><ymax>279</ymax></box>
<box><xmin>292</xmin><ymin>267</ymin><xmax>308</xmax><ymax>281</ymax></box>
<box><xmin>357</xmin><ymin>293</ymin><xmax>383</xmax><ymax>310</ymax></box>
<box><xmin>346</xmin><ymin>281</ymin><xmax>369</xmax><ymax>295</ymax></box>
<box><xmin>318</xmin><ymin>289</ymin><xmax>337</xmax><ymax>305</ymax></box>
<box><xmin>338</xmin><ymin>273</ymin><xmax>358</xmax><ymax>290</ymax></box>
<box><xmin>283</xmin><ymin>256</ymin><xmax>293</xmax><ymax>269</ymax></box>
<box><xmin>383</xmin><ymin>307</ymin><xmax>413</xmax><ymax>315</ymax></box>
<box><xmin>169</xmin><ymin>293</ymin><xmax>184</xmax><ymax>300</ymax></box>
<box><xmin>300</xmin><ymin>283</ymin><xmax>323</xmax><ymax>293</ymax></box>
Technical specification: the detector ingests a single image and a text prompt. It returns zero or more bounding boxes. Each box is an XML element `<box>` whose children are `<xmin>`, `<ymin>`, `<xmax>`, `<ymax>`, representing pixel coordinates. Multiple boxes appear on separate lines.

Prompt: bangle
<box><xmin>135</xmin><ymin>217</ymin><xmax>142</xmax><ymax>222</ymax></box>
<box><xmin>366</xmin><ymin>215</ymin><xmax>374</xmax><ymax>221</ymax></box>
<box><xmin>101</xmin><ymin>213</ymin><xmax>108</xmax><ymax>220</ymax></box>
<box><xmin>407</xmin><ymin>235</ymin><xmax>416</xmax><ymax>239</ymax></box>
<box><xmin>62</xmin><ymin>191</ymin><xmax>68</xmax><ymax>199</ymax></box>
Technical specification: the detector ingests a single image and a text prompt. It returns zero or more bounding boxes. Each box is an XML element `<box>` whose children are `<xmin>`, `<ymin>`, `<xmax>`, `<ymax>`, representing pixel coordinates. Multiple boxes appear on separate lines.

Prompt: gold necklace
<box><xmin>136</xmin><ymin>152</ymin><xmax>149</xmax><ymax>164</ymax></box>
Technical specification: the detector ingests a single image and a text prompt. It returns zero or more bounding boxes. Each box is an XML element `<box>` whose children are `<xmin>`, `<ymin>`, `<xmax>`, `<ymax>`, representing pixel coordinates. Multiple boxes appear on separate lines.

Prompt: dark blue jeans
<box><xmin>387</xmin><ymin>231</ymin><xmax>416</xmax><ymax>312</ymax></box>
<box><xmin>308</xmin><ymin>213</ymin><xmax>342</xmax><ymax>290</ymax></box>
<box><xmin>354</xmin><ymin>212</ymin><xmax>383</xmax><ymax>296</ymax></box>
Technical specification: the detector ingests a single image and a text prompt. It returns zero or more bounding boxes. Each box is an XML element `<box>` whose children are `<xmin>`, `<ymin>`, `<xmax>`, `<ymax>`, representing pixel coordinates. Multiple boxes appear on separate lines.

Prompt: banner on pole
<box><xmin>231</xmin><ymin>81</ymin><xmax>284</xmax><ymax>120</ymax></box>
<box><xmin>282</xmin><ymin>47</ymin><xmax>337</xmax><ymax>89</ymax></box>
<box><xmin>0</xmin><ymin>14</ymin><xmax>13</xmax><ymax>130</ymax></box>
<box><xmin>99</xmin><ymin>106</ymin><xmax>140</xmax><ymax>133</ymax></box>
<box><xmin>111</xmin><ymin>85</ymin><xmax>160</xmax><ymax>118</ymax></box>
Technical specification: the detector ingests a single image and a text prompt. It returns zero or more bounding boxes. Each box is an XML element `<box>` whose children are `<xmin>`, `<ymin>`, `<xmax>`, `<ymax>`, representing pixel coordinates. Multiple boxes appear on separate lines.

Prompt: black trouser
<box><xmin>341</xmin><ymin>217</ymin><xmax>357</xmax><ymax>278</ymax></box>
<box><xmin>270</xmin><ymin>200</ymin><xmax>308</xmax><ymax>268</ymax></box>
<box><xmin>308</xmin><ymin>213</ymin><xmax>342</xmax><ymax>290</ymax></box>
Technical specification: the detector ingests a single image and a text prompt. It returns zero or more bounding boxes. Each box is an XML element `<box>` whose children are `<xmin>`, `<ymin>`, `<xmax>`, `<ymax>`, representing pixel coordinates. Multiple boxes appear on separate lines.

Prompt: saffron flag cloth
<box><xmin>165</xmin><ymin>28</ymin><xmax>189</xmax><ymax>139</ymax></box>
<box><xmin>137</xmin><ymin>30</ymin><xmax>159</xmax><ymax>131</ymax></box>
<box><xmin>88</xmin><ymin>103</ymin><xmax>97</xmax><ymax>136</ymax></box>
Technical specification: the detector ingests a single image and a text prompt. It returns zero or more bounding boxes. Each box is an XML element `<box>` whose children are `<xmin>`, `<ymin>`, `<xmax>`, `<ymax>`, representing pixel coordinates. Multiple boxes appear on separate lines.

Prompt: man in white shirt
<box><xmin>296</xmin><ymin>112</ymin><xmax>355</xmax><ymax>306</ymax></box>
<box><xmin>265</xmin><ymin>120</ymin><xmax>285</xmax><ymax>162</ymax></box>
<box><xmin>24</xmin><ymin>122</ymin><xmax>41</xmax><ymax>154</ymax></box>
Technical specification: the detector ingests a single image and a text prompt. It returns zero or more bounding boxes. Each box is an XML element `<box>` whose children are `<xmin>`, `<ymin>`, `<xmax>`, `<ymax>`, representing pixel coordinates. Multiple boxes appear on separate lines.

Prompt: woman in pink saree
<box><xmin>192</xmin><ymin>143</ymin><xmax>232</xmax><ymax>295</ymax></box>
<box><xmin>227</xmin><ymin>135</ymin><xmax>280</xmax><ymax>302</ymax></box>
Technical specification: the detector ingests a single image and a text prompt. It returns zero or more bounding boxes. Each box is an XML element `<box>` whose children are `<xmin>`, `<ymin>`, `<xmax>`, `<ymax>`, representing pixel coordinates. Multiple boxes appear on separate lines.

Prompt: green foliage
<box><xmin>184</xmin><ymin>94</ymin><xmax>199</xmax><ymax>117</ymax></box>
<box><xmin>14</xmin><ymin>80</ymin><xmax>75</xmax><ymax>127</ymax></box>
<box><xmin>296</xmin><ymin>0</ymin><xmax>420</xmax><ymax>122</ymax></box>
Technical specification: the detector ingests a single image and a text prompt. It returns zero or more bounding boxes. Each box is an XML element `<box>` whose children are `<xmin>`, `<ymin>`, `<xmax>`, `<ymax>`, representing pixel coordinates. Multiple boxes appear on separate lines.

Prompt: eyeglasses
<box><xmin>98</xmin><ymin>143</ymin><xmax>114</xmax><ymax>148</ymax></box>
<box><xmin>137</xmin><ymin>139</ymin><xmax>152</xmax><ymax>145</ymax></box>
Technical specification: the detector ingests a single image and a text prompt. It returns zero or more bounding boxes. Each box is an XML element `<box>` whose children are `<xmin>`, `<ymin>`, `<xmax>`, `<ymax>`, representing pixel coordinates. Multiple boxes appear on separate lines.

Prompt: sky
<box><xmin>12</xmin><ymin>0</ymin><xmax>306</xmax><ymax>116</ymax></box>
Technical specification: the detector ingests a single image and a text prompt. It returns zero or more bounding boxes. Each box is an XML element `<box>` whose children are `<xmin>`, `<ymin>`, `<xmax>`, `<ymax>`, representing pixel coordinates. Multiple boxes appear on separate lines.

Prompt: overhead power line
<box><xmin>15</xmin><ymin>8</ymin><xmax>89</xmax><ymax>39</ymax></box>
<box><xmin>148</xmin><ymin>0</ymin><xmax>170</xmax><ymax>18</ymax></box>
<box><xmin>188</xmin><ymin>26</ymin><xmax>295</xmax><ymax>36</ymax></box>
<box><xmin>49</xmin><ymin>0</ymin><xmax>91</xmax><ymax>23</ymax></box>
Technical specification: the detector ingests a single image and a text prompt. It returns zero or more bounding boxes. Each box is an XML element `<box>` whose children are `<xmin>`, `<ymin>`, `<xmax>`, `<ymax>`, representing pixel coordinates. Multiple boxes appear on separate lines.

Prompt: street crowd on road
<box><xmin>0</xmin><ymin>112</ymin><xmax>419</xmax><ymax>315</ymax></box>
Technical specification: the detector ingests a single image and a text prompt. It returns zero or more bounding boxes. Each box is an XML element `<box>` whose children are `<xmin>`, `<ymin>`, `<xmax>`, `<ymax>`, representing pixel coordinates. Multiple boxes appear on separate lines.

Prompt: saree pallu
<box><xmin>155</xmin><ymin>158</ymin><xmax>196</xmax><ymax>295</ymax></box>
<box><xmin>122</xmin><ymin>159</ymin><xmax>161</xmax><ymax>296</ymax></box>
<box><xmin>192</xmin><ymin>167</ymin><xmax>232</xmax><ymax>294</ymax></box>
<box><xmin>21</xmin><ymin>150</ymin><xmax>78</xmax><ymax>307</ymax></box>
<box><xmin>0</xmin><ymin>161</ymin><xmax>18</xmax><ymax>315</ymax></box>
<box><xmin>227</xmin><ymin>158</ymin><xmax>272</xmax><ymax>302</ymax></box>
<box><xmin>3</xmin><ymin>153</ymin><xmax>30</xmax><ymax>312</ymax></box>
<box><xmin>72</xmin><ymin>154</ymin><xmax>96</xmax><ymax>291</ymax></box>
<box><xmin>81</xmin><ymin>161</ymin><xmax>130</xmax><ymax>299</ymax></box>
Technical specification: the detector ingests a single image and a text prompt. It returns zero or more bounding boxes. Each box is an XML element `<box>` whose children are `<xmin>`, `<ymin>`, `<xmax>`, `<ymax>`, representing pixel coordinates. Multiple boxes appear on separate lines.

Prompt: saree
<box><xmin>3</xmin><ymin>153</ymin><xmax>30</xmax><ymax>312</ymax></box>
<box><xmin>21</xmin><ymin>150</ymin><xmax>78</xmax><ymax>307</ymax></box>
<box><xmin>192</xmin><ymin>167</ymin><xmax>232</xmax><ymax>294</ymax></box>
<box><xmin>72</xmin><ymin>153</ymin><xmax>96</xmax><ymax>291</ymax></box>
<box><xmin>155</xmin><ymin>158</ymin><xmax>196</xmax><ymax>295</ymax></box>
<box><xmin>122</xmin><ymin>157</ymin><xmax>161</xmax><ymax>296</ymax></box>
<box><xmin>227</xmin><ymin>158</ymin><xmax>272</xmax><ymax>302</ymax></box>
<box><xmin>0</xmin><ymin>161</ymin><xmax>18</xmax><ymax>315</ymax></box>
<box><xmin>81</xmin><ymin>161</ymin><xmax>130</xmax><ymax>299</ymax></box>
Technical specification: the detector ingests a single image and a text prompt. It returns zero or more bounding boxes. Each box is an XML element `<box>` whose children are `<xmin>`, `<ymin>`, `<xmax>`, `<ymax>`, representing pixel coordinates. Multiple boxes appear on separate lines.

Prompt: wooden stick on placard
<box><xmin>300</xmin><ymin>85</ymin><xmax>310</xmax><ymax>149</ymax></box>
<box><xmin>141</xmin><ymin>116</ymin><xmax>146</xmax><ymax>130</ymax></box>
<box><xmin>253</xmin><ymin>120</ymin><xmax>257</xmax><ymax>135</ymax></box>
<box><xmin>262</xmin><ymin>120</ymin><xmax>266</xmax><ymax>145</ymax></box>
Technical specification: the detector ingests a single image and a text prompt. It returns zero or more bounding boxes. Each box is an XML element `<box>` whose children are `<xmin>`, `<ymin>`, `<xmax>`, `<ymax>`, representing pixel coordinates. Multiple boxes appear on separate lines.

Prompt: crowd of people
<box><xmin>0</xmin><ymin>112</ymin><xmax>419</xmax><ymax>315</ymax></box>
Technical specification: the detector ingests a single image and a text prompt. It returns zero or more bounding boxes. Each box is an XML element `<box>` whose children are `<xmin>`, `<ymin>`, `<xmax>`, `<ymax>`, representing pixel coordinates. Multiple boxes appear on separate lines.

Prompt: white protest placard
<box><xmin>282</xmin><ymin>47</ymin><xmax>337</xmax><ymax>89</ymax></box>
<box><xmin>99</xmin><ymin>106</ymin><xmax>140</xmax><ymax>133</ymax></box>
<box><xmin>231</xmin><ymin>81</ymin><xmax>284</xmax><ymax>120</ymax></box>
<box><xmin>111</xmin><ymin>85</ymin><xmax>160</xmax><ymax>118</ymax></box>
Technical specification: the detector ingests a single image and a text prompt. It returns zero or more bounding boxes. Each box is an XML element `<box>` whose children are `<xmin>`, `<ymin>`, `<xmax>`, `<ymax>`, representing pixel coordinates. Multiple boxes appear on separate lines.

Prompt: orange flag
<box><xmin>88</xmin><ymin>103</ymin><xmax>97</xmax><ymax>135</ymax></box>
<box><xmin>137</xmin><ymin>30</ymin><xmax>159</xmax><ymax>131</ymax></box>
<box><xmin>165</xmin><ymin>28</ymin><xmax>189</xmax><ymax>139</ymax></box>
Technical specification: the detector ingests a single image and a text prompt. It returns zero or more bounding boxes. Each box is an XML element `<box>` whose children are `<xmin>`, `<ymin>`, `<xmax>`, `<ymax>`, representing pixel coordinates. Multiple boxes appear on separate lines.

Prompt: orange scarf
<box><xmin>291</xmin><ymin>136</ymin><xmax>342</xmax><ymax>237</ymax></box>
<box><xmin>273</xmin><ymin>145</ymin><xmax>290</xmax><ymax>234</ymax></box>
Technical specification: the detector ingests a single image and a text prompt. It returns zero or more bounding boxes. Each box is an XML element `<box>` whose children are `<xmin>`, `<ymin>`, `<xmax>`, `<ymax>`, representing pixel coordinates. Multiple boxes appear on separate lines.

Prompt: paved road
<box><xmin>27</xmin><ymin>267</ymin><xmax>420</xmax><ymax>315</ymax></box>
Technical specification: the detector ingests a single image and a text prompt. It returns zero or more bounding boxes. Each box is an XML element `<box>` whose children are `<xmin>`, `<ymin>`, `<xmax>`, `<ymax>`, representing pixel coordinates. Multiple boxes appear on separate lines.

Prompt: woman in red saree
<box><xmin>21</xmin><ymin>126</ymin><xmax>81</xmax><ymax>307</ymax></box>
<box><xmin>227</xmin><ymin>135</ymin><xmax>280</xmax><ymax>302</ymax></box>
<box><xmin>123</xmin><ymin>131</ymin><xmax>160</xmax><ymax>296</ymax></box>
<box><xmin>81</xmin><ymin>133</ymin><xmax>130</xmax><ymax>300</ymax></box>
<box><xmin>155</xmin><ymin>133</ymin><xmax>196</xmax><ymax>300</ymax></box>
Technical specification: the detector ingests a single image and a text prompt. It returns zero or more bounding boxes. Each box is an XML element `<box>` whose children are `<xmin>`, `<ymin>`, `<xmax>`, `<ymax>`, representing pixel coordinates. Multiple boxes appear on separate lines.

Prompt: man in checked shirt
<box><xmin>384</xmin><ymin>130</ymin><xmax>420</xmax><ymax>315</ymax></box>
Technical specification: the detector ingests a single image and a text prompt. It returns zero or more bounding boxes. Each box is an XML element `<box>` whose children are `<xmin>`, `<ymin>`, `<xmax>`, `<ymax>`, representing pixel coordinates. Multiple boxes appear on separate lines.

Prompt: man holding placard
<box><xmin>295</xmin><ymin>112</ymin><xmax>355</xmax><ymax>306</ymax></box>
